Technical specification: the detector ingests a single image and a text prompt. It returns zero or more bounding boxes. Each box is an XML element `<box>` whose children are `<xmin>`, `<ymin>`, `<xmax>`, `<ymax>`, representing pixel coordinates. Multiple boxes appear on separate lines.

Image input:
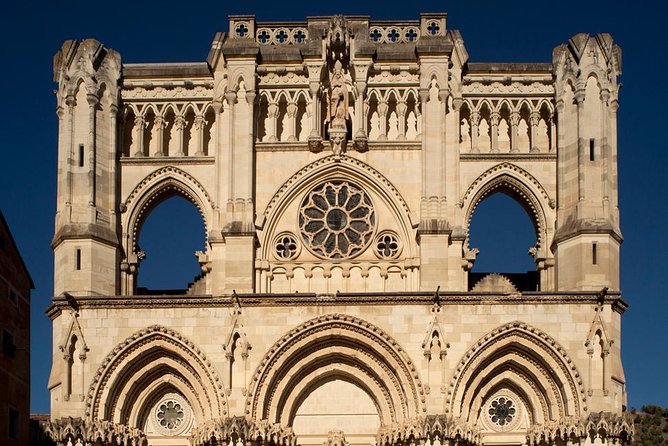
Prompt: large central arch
<box><xmin>246</xmin><ymin>314</ymin><xmax>426</xmax><ymax>429</ymax></box>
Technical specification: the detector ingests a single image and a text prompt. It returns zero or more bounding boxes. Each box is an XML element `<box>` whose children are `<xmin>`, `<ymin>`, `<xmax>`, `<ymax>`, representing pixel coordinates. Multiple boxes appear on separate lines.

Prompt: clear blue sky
<box><xmin>0</xmin><ymin>0</ymin><xmax>665</xmax><ymax>414</ymax></box>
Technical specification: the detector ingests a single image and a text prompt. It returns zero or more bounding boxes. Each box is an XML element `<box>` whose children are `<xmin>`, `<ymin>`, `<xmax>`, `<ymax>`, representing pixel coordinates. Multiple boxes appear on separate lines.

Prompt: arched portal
<box><xmin>85</xmin><ymin>326</ymin><xmax>227</xmax><ymax>445</ymax></box>
<box><xmin>121</xmin><ymin>166</ymin><xmax>214</xmax><ymax>295</ymax></box>
<box><xmin>468</xmin><ymin>192</ymin><xmax>538</xmax><ymax>291</ymax></box>
<box><xmin>462</xmin><ymin>163</ymin><xmax>554</xmax><ymax>292</ymax></box>
<box><xmin>136</xmin><ymin>195</ymin><xmax>205</xmax><ymax>293</ymax></box>
<box><xmin>447</xmin><ymin>322</ymin><xmax>586</xmax><ymax>445</ymax></box>
<box><xmin>247</xmin><ymin>314</ymin><xmax>426</xmax><ymax>446</ymax></box>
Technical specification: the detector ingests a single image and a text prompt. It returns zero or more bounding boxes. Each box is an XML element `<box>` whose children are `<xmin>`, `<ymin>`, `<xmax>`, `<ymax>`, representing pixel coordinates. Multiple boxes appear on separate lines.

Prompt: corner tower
<box><xmin>552</xmin><ymin>34</ymin><xmax>622</xmax><ymax>291</ymax></box>
<box><xmin>52</xmin><ymin>40</ymin><xmax>122</xmax><ymax>297</ymax></box>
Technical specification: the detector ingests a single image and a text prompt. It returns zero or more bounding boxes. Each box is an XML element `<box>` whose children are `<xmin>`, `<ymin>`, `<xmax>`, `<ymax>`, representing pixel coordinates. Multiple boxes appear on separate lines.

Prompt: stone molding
<box><xmin>376</xmin><ymin>415</ymin><xmax>480</xmax><ymax>446</ymax></box>
<box><xmin>44</xmin><ymin>417</ymin><xmax>147</xmax><ymax>446</ymax></box>
<box><xmin>246</xmin><ymin>313</ymin><xmax>426</xmax><ymax>423</ymax></box>
<box><xmin>447</xmin><ymin>321</ymin><xmax>587</xmax><ymax>420</ymax></box>
<box><xmin>461</xmin><ymin>162</ymin><xmax>553</xmax><ymax>254</ymax></box>
<box><xmin>190</xmin><ymin>416</ymin><xmax>297</xmax><ymax>446</ymax></box>
<box><xmin>526</xmin><ymin>412</ymin><xmax>633</xmax><ymax>445</ymax></box>
<box><xmin>85</xmin><ymin>325</ymin><xmax>227</xmax><ymax>421</ymax></box>
<box><xmin>46</xmin><ymin>292</ymin><xmax>628</xmax><ymax>316</ymax></box>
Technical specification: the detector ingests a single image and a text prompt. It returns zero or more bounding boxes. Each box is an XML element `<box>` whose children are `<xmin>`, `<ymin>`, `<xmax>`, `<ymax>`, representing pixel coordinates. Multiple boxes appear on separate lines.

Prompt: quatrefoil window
<box><xmin>258</xmin><ymin>29</ymin><xmax>272</xmax><ymax>44</ymax></box>
<box><xmin>387</xmin><ymin>28</ymin><xmax>400</xmax><ymax>42</ymax></box>
<box><xmin>299</xmin><ymin>181</ymin><xmax>375</xmax><ymax>259</ymax></box>
<box><xmin>293</xmin><ymin>29</ymin><xmax>307</xmax><ymax>43</ymax></box>
<box><xmin>276</xmin><ymin>29</ymin><xmax>289</xmax><ymax>43</ymax></box>
<box><xmin>370</xmin><ymin>28</ymin><xmax>383</xmax><ymax>42</ymax></box>
<box><xmin>428</xmin><ymin>21</ymin><xmax>440</xmax><ymax>35</ymax></box>
<box><xmin>488</xmin><ymin>397</ymin><xmax>516</xmax><ymax>426</ymax></box>
<box><xmin>274</xmin><ymin>233</ymin><xmax>299</xmax><ymax>260</ymax></box>
<box><xmin>374</xmin><ymin>231</ymin><xmax>401</xmax><ymax>259</ymax></box>
<box><xmin>405</xmin><ymin>28</ymin><xmax>418</xmax><ymax>42</ymax></box>
<box><xmin>235</xmin><ymin>23</ymin><xmax>249</xmax><ymax>38</ymax></box>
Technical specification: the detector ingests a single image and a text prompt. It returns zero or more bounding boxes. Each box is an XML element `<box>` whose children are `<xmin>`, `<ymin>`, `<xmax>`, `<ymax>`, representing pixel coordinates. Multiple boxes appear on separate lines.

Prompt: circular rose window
<box><xmin>150</xmin><ymin>393</ymin><xmax>192</xmax><ymax>436</ymax></box>
<box><xmin>299</xmin><ymin>181</ymin><xmax>375</xmax><ymax>259</ymax></box>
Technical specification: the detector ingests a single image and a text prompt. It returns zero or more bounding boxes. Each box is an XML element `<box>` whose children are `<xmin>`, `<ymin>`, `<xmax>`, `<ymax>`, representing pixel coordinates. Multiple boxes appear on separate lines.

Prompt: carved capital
<box><xmin>224</xmin><ymin>91</ymin><xmax>237</xmax><ymax>106</ymax></box>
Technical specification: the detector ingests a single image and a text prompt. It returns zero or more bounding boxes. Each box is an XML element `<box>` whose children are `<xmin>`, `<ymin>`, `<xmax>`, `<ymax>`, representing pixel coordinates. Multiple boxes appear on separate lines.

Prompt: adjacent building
<box><xmin>0</xmin><ymin>211</ymin><xmax>33</xmax><ymax>446</ymax></box>
<box><xmin>45</xmin><ymin>14</ymin><xmax>632</xmax><ymax>446</ymax></box>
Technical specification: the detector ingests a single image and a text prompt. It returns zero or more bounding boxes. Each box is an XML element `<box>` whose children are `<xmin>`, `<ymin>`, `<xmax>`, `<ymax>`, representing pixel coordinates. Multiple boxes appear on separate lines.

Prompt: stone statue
<box><xmin>328</xmin><ymin>60</ymin><xmax>348</xmax><ymax>130</ymax></box>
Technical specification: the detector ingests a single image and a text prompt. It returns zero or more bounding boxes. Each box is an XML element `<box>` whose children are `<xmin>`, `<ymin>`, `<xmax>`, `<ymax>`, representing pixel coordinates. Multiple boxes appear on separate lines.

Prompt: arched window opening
<box><xmin>468</xmin><ymin>192</ymin><xmax>538</xmax><ymax>291</ymax></box>
<box><xmin>136</xmin><ymin>195</ymin><xmax>206</xmax><ymax>294</ymax></box>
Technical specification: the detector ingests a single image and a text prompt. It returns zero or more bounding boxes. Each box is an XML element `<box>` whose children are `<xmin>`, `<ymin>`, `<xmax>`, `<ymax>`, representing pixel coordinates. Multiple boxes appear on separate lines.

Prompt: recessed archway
<box><xmin>468</xmin><ymin>191</ymin><xmax>538</xmax><ymax>291</ymax></box>
<box><xmin>136</xmin><ymin>195</ymin><xmax>205</xmax><ymax>293</ymax></box>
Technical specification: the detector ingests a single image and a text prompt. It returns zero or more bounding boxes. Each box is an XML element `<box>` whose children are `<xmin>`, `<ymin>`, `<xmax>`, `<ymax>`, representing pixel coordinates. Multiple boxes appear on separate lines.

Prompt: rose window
<box><xmin>156</xmin><ymin>400</ymin><xmax>184</xmax><ymax>430</ymax></box>
<box><xmin>299</xmin><ymin>181</ymin><xmax>375</xmax><ymax>259</ymax></box>
<box><xmin>488</xmin><ymin>396</ymin><xmax>516</xmax><ymax>426</ymax></box>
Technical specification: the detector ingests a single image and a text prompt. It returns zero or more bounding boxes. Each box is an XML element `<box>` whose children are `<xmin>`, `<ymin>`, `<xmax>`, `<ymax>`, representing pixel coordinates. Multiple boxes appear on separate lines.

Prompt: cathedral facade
<box><xmin>46</xmin><ymin>13</ymin><xmax>632</xmax><ymax>446</ymax></box>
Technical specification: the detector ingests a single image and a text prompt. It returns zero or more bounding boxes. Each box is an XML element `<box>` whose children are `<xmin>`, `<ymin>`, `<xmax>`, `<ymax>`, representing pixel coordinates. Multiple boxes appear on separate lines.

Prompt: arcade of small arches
<box><xmin>121</xmin><ymin>102</ymin><xmax>216</xmax><ymax>158</ymax></box>
<box><xmin>459</xmin><ymin>99</ymin><xmax>555</xmax><ymax>154</ymax></box>
<box><xmin>45</xmin><ymin>318</ymin><xmax>632</xmax><ymax>446</ymax></box>
<box><xmin>117</xmin><ymin>87</ymin><xmax>557</xmax><ymax>157</ymax></box>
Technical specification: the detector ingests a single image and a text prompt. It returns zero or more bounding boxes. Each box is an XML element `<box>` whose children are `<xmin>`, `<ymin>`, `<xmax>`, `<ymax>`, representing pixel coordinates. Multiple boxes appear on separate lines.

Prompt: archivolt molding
<box><xmin>258</xmin><ymin>154</ymin><xmax>416</xmax><ymax>259</ymax></box>
<box><xmin>190</xmin><ymin>416</ymin><xmax>297</xmax><ymax>446</ymax></box>
<box><xmin>462</xmin><ymin>163</ymin><xmax>553</xmax><ymax>252</ymax></box>
<box><xmin>85</xmin><ymin>325</ymin><xmax>227</xmax><ymax>423</ymax></box>
<box><xmin>121</xmin><ymin>166</ymin><xmax>213</xmax><ymax>253</ymax></box>
<box><xmin>246</xmin><ymin>313</ymin><xmax>426</xmax><ymax>424</ymax></box>
<box><xmin>44</xmin><ymin>417</ymin><xmax>147</xmax><ymax>446</ymax></box>
<box><xmin>377</xmin><ymin>415</ymin><xmax>480</xmax><ymax>446</ymax></box>
<box><xmin>447</xmin><ymin>322</ymin><xmax>587</xmax><ymax>421</ymax></box>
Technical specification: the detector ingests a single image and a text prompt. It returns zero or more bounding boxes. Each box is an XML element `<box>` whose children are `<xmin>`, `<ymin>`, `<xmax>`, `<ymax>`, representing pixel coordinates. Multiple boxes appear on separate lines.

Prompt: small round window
<box><xmin>299</xmin><ymin>181</ymin><xmax>375</xmax><ymax>259</ymax></box>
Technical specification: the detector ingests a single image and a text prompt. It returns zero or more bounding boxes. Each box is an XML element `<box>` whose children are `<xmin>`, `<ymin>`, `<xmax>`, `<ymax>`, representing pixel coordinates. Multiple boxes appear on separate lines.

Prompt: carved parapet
<box><xmin>377</xmin><ymin>416</ymin><xmax>480</xmax><ymax>446</ymax></box>
<box><xmin>526</xmin><ymin>413</ymin><xmax>633</xmax><ymax>446</ymax></box>
<box><xmin>44</xmin><ymin>417</ymin><xmax>147</xmax><ymax>446</ymax></box>
<box><xmin>190</xmin><ymin>416</ymin><xmax>297</xmax><ymax>446</ymax></box>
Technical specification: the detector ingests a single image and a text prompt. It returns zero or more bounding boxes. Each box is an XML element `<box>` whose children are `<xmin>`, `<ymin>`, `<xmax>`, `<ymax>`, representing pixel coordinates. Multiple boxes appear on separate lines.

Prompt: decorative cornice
<box><xmin>46</xmin><ymin>292</ymin><xmax>628</xmax><ymax>316</ymax></box>
<box><xmin>377</xmin><ymin>415</ymin><xmax>480</xmax><ymax>446</ymax></box>
<box><xmin>190</xmin><ymin>416</ymin><xmax>297</xmax><ymax>446</ymax></box>
<box><xmin>526</xmin><ymin>412</ymin><xmax>633</xmax><ymax>445</ymax></box>
<box><xmin>44</xmin><ymin>417</ymin><xmax>147</xmax><ymax>446</ymax></box>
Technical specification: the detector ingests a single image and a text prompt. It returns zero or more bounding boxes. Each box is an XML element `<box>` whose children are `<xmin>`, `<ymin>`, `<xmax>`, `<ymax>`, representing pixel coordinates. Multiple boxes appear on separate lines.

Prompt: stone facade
<box><xmin>46</xmin><ymin>14</ymin><xmax>632</xmax><ymax>446</ymax></box>
<box><xmin>0</xmin><ymin>211</ymin><xmax>33</xmax><ymax>446</ymax></box>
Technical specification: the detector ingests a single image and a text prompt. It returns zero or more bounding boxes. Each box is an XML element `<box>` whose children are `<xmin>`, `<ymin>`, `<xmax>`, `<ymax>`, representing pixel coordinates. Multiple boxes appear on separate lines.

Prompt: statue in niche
<box><xmin>407</xmin><ymin>112</ymin><xmax>417</xmax><ymax>140</ymax></box>
<box><xmin>387</xmin><ymin>111</ymin><xmax>399</xmax><ymax>140</ymax></box>
<box><xmin>327</xmin><ymin>60</ymin><xmax>349</xmax><ymax>130</ymax></box>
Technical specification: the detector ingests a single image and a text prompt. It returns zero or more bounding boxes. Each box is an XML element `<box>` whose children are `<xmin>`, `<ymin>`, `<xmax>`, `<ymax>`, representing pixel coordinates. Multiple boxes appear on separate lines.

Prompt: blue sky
<box><xmin>0</xmin><ymin>1</ymin><xmax>665</xmax><ymax>414</ymax></box>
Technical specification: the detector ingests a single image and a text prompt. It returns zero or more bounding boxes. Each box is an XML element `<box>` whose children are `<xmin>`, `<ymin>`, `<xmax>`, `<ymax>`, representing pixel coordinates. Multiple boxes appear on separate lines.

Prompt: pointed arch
<box><xmin>257</xmin><ymin>154</ymin><xmax>417</xmax><ymax>259</ymax></box>
<box><xmin>246</xmin><ymin>313</ymin><xmax>426</xmax><ymax>426</ymax></box>
<box><xmin>462</xmin><ymin>162</ymin><xmax>553</xmax><ymax>254</ymax></box>
<box><xmin>421</xmin><ymin>316</ymin><xmax>448</xmax><ymax>359</ymax></box>
<box><xmin>447</xmin><ymin>321</ymin><xmax>586</xmax><ymax>425</ymax></box>
<box><xmin>121</xmin><ymin>166</ymin><xmax>214</xmax><ymax>255</ymax></box>
<box><xmin>85</xmin><ymin>325</ymin><xmax>227</xmax><ymax>425</ymax></box>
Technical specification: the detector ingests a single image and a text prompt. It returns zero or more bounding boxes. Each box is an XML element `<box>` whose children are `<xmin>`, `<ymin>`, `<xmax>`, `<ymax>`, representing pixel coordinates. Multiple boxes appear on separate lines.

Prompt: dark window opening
<box><xmin>468</xmin><ymin>192</ymin><xmax>539</xmax><ymax>291</ymax></box>
<box><xmin>75</xmin><ymin>248</ymin><xmax>81</xmax><ymax>270</ymax></box>
<box><xmin>136</xmin><ymin>195</ymin><xmax>206</xmax><ymax>294</ymax></box>
<box><xmin>8</xmin><ymin>289</ymin><xmax>18</xmax><ymax>306</ymax></box>
<box><xmin>2</xmin><ymin>329</ymin><xmax>15</xmax><ymax>358</ymax></box>
<box><xmin>8</xmin><ymin>407</ymin><xmax>19</xmax><ymax>439</ymax></box>
<box><xmin>589</xmin><ymin>138</ymin><xmax>595</xmax><ymax>161</ymax></box>
<box><xmin>592</xmin><ymin>242</ymin><xmax>598</xmax><ymax>265</ymax></box>
<box><xmin>79</xmin><ymin>144</ymin><xmax>85</xmax><ymax>167</ymax></box>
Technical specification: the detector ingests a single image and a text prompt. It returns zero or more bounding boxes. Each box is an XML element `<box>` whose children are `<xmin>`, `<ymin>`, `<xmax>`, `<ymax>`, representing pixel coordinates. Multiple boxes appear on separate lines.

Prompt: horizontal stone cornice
<box><xmin>46</xmin><ymin>291</ymin><xmax>628</xmax><ymax>318</ymax></box>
